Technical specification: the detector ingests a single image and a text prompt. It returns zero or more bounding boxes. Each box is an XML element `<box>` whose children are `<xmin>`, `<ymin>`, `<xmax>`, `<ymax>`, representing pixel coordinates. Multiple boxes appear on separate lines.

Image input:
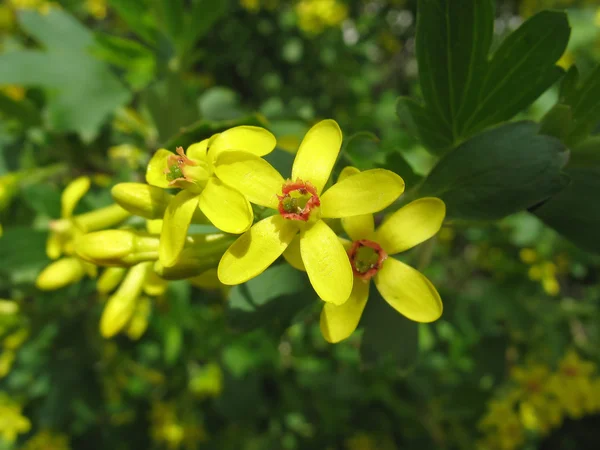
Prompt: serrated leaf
<box><xmin>0</xmin><ymin>9</ymin><xmax>131</xmax><ymax>141</ymax></box>
<box><xmin>406</xmin><ymin>3</ymin><xmax>570</xmax><ymax>153</ymax></box>
<box><xmin>533</xmin><ymin>167</ymin><xmax>600</xmax><ymax>254</ymax></box>
<box><xmin>418</xmin><ymin>121</ymin><xmax>569</xmax><ymax>221</ymax></box>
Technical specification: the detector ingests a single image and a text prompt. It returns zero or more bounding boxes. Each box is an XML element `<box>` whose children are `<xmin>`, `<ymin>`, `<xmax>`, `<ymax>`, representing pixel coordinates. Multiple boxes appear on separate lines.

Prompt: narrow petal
<box><xmin>159</xmin><ymin>190</ymin><xmax>199</xmax><ymax>267</ymax></box>
<box><xmin>218</xmin><ymin>215</ymin><xmax>298</xmax><ymax>285</ymax></box>
<box><xmin>214</xmin><ymin>151</ymin><xmax>284</xmax><ymax>209</ymax></box>
<box><xmin>62</xmin><ymin>176</ymin><xmax>90</xmax><ymax>218</ymax></box>
<box><xmin>283</xmin><ymin>234</ymin><xmax>305</xmax><ymax>271</ymax></box>
<box><xmin>291</xmin><ymin>119</ymin><xmax>342</xmax><ymax>194</ymax></box>
<box><xmin>146</xmin><ymin>149</ymin><xmax>172</xmax><ymax>188</ymax></box>
<box><xmin>374</xmin><ymin>257</ymin><xmax>442</xmax><ymax>323</ymax></box>
<box><xmin>186</xmin><ymin>139</ymin><xmax>209</xmax><ymax>161</ymax></box>
<box><xmin>198</xmin><ymin>176</ymin><xmax>253</xmax><ymax>234</ymax></box>
<box><xmin>300</xmin><ymin>220</ymin><xmax>353</xmax><ymax>305</ymax></box>
<box><xmin>320</xmin><ymin>169</ymin><xmax>405</xmax><ymax>218</ymax></box>
<box><xmin>320</xmin><ymin>278</ymin><xmax>369</xmax><ymax>343</ymax></box>
<box><xmin>375</xmin><ymin>197</ymin><xmax>446</xmax><ymax>255</ymax></box>
<box><xmin>342</xmin><ymin>215</ymin><xmax>375</xmax><ymax>241</ymax></box>
<box><xmin>208</xmin><ymin>126</ymin><xmax>276</xmax><ymax>162</ymax></box>
<box><xmin>338</xmin><ymin>165</ymin><xmax>360</xmax><ymax>181</ymax></box>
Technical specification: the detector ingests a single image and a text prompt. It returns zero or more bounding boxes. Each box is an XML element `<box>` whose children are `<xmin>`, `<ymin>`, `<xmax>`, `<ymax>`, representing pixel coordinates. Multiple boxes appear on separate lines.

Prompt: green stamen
<box><xmin>354</xmin><ymin>246</ymin><xmax>380</xmax><ymax>273</ymax></box>
<box><xmin>282</xmin><ymin>192</ymin><xmax>311</xmax><ymax>214</ymax></box>
<box><xmin>166</xmin><ymin>164</ymin><xmax>184</xmax><ymax>182</ymax></box>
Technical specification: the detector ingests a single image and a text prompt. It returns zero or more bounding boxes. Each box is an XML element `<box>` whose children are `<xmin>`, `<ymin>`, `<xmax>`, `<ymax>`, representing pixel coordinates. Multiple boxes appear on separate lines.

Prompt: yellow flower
<box><xmin>216</xmin><ymin>120</ymin><xmax>405</xmax><ymax>305</ymax></box>
<box><xmin>296</xmin><ymin>0</ymin><xmax>347</xmax><ymax>35</ymax></box>
<box><xmin>0</xmin><ymin>394</ymin><xmax>31</xmax><ymax>443</ymax></box>
<box><xmin>145</xmin><ymin>126</ymin><xmax>276</xmax><ymax>267</ymax></box>
<box><xmin>22</xmin><ymin>430</ymin><xmax>71</xmax><ymax>450</ymax></box>
<box><xmin>85</xmin><ymin>0</ymin><xmax>106</xmax><ymax>19</ymax></box>
<box><xmin>289</xmin><ymin>168</ymin><xmax>442</xmax><ymax>342</ymax></box>
<box><xmin>188</xmin><ymin>362</ymin><xmax>223</xmax><ymax>398</ymax></box>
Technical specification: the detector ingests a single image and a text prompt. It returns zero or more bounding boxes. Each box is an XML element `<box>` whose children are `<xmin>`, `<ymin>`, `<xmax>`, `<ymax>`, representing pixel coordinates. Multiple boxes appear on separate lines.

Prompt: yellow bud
<box><xmin>61</xmin><ymin>176</ymin><xmax>91</xmax><ymax>219</ymax></box>
<box><xmin>36</xmin><ymin>257</ymin><xmax>86</xmax><ymax>290</ymax></box>
<box><xmin>3</xmin><ymin>328</ymin><xmax>28</xmax><ymax>349</ymax></box>
<box><xmin>126</xmin><ymin>296</ymin><xmax>152</xmax><ymax>340</ymax></box>
<box><xmin>0</xmin><ymin>350</ymin><xmax>15</xmax><ymax>378</ymax></box>
<box><xmin>76</xmin><ymin>230</ymin><xmax>159</xmax><ymax>266</ymax></box>
<box><xmin>74</xmin><ymin>203</ymin><xmax>130</xmax><ymax>232</ymax></box>
<box><xmin>100</xmin><ymin>262</ymin><xmax>151</xmax><ymax>338</ymax></box>
<box><xmin>543</xmin><ymin>276</ymin><xmax>560</xmax><ymax>296</ymax></box>
<box><xmin>154</xmin><ymin>234</ymin><xmax>234</xmax><ymax>280</ymax></box>
<box><xmin>97</xmin><ymin>267</ymin><xmax>127</xmax><ymax>294</ymax></box>
<box><xmin>111</xmin><ymin>183</ymin><xmax>173</xmax><ymax>220</ymax></box>
<box><xmin>519</xmin><ymin>248</ymin><xmax>538</xmax><ymax>264</ymax></box>
<box><xmin>143</xmin><ymin>270</ymin><xmax>168</xmax><ymax>296</ymax></box>
<box><xmin>188</xmin><ymin>362</ymin><xmax>223</xmax><ymax>398</ymax></box>
<box><xmin>0</xmin><ymin>299</ymin><xmax>18</xmax><ymax>315</ymax></box>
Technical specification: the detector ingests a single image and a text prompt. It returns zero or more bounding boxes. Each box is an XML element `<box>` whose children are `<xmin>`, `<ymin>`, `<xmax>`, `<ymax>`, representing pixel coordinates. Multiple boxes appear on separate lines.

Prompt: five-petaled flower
<box><xmin>313</xmin><ymin>167</ymin><xmax>445</xmax><ymax>342</ymax></box>
<box><xmin>215</xmin><ymin>120</ymin><xmax>405</xmax><ymax>305</ymax></box>
<box><xmin>145</xmin><ymin>126</ymin><xmax>276</xmax><ymax>267</ymax></box>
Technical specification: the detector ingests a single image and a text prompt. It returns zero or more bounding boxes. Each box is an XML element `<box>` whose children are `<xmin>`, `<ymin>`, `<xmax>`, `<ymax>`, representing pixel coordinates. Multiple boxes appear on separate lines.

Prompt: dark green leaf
<box><xmin>107</xmin><ymin>0</ymin><xmax>157</xmax><ymax>45</ymax></box>
<box><xmin>569</xmin><ymin>137</ymin><xmax>600</xmax><ymax>167</ymax></box>
<box><xmin>0</xmin><ymin>227</ymin><xmax>49</xmax><ymax>284</ymax></box>
<box><xmin>0</xmin><ymin>92</ymin><xmax>41</xmax><ymax>127</ymax></box>
<box><xmin>198</xmin><ymin>87</ymin><xmax>246</xmax><ymax>121</ymax></box>
<box><xmin>342</xmin><ymin>131</ymin><xmax>385</xmax><ymax>169</ymax></box>
<box><xmin>418</xmin><ymin>121</ymin><xmax>569</xmax><ymax>221</ymax></box>
<box><xmin>379</xmin><ymin>151</ymin><xmax>422</xmax><ymax>189</ymax></box>
<box><xmin>407</xmin><ymin>4</ymin><xmax>569</xmax><ymax>153</ymax></box>
<box><xmin>540</xmin><ymin>104</ymin><xmax>573</xmax><ymax>140</ymax></box>
<box><xmin>227</xmin><ymin>264</ymin><xmax>313</xmax><ymax>332</ymax></box>
<box><xmin>360</xmin><ymin>289</ymin><xmax>419</xmax><ymax>368</ymax></box>
<box><xmin>533</xmin><ymin>167</ymin><xmax>600</xmax><ymax>254</ymax></box>
<box><xmin>560</xmin><ymin>64</ymin><xmax>600</xmax><ymax>145</ymax></box>
<box><xmin>188</xmin><ymin>0</ymin><xmax>230</xmax><ymax>44</ymax></box>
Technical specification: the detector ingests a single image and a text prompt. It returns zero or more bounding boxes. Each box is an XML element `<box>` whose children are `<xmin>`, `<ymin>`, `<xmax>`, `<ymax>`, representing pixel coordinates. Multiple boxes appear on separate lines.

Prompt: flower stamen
<box><xmin>349</xmin><ymin>239</ymin><xmax>387</xmax><ymax>280</ymax></box>
<box><xmin>277</xmin><ymin>179</ymin><xmax>320</xmax><ymax>221</ymax></box>
<box><xmin>163</xmin><ymin>147</ymin><xmax>198</xmax><ymax>186</ymax></box>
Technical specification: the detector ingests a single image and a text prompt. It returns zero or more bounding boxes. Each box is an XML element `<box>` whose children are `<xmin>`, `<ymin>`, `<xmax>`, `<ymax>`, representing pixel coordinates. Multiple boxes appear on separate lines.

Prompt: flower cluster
<box><xmin>478</xmin><ymin>350</ymin><xmax>600</xmax><ymax>450</ymax></box>
<box><xmin>295</xmin><ymin>0</ymin><xmax>348</xmax><ymax>35</ymax></box>
<box><xmin>519</xmin><ymin>247</ymin><xmax>569</xmax><ymax>296</ymax></box>
<box><xmin>34</xmin><ymin>119</ymin><xmax>445</xmax><ymax>344</ymax></box>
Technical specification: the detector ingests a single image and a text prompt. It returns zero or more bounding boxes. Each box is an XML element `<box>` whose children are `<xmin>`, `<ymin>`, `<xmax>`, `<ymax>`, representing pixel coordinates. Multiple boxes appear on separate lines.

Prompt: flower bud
<box><xmin>76</xmin><ymin>230</ymin><xmax>159</xmax><ymax>266</ymax></box>
<box><xmin>111</xmin><ymin>183</ymin><xmax>173</xmax><ymax>220</ymax></box>
<box><xmin>126</xmin><ymin>296</ymin><xmax>152</xmax><ymax>340</ymax></box>
<box><xmin>74</xmin><ymin>204</ymin><xmax>131</xmax><ymax>232</ymax></box>
<box><xmin>97</xmin><ymin>267</ymin><xmax>127</xmax><ymax>294</ymax></box>
<box><xmin>154</xmin><ymin>234</ymin><xmax>234</xmax><ymax>280</ymax></box>
<box><xmin>100</xmin><ymin>262</ymin><xmax>150</xmax><ymax>338</ymax></box>
<box><xmin>35</xmin><ymin>257</ymin><xmax>86</xmax><ymax>291</ymax></box>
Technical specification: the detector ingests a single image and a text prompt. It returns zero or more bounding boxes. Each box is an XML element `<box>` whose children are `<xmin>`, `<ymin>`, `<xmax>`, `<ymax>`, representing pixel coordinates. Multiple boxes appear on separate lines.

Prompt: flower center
<box><xmin>277</xmin><ymin>179</ymin><xmax>320</xmax><ymax>221</ymax></box>
<box><xmin>349</xmin><ymin>239</ymin><xmax>387</xmax><ymax>280</ymax></box>
<box><xmin>163</xmin><ymin>147</ymin><xmax>209</xmax><ymax>188</ymax></box>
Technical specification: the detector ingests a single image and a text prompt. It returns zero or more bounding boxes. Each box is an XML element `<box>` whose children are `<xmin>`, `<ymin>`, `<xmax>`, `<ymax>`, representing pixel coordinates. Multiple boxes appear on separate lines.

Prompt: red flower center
<box><xmin>349</xmin><ymin>239</ymin><xmax>388</xmax><ymax>281</ymax></box>
<box><xmin>277</xmin><ymin>179</ymin><xmax>320</xmax><ymax>221</ymax></box>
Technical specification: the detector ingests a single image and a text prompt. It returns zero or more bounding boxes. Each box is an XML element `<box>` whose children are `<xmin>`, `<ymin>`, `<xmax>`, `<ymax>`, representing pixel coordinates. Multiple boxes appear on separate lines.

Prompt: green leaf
<box><xmin>342</xmin><ymin>131</ymin><xmax>385</xmax><ymax>169</ymax></box>
<box><xmin>227</xmin><ymin>264</ymin><xmax>314</xmax><ymax>332</ymax></box>
<box><xmin>0</xmin><ymin>227</ymin><xmax>49</xmax><ymax>285</ymax></box>
<box><xmin>418</xmin><ymin>121</ymin><xmax>569</xmax><ymax>221</ymax></box>
<box><xmin>0</xmin><ymin>10</ymin><xmax>131</xmax><ymax>141</ymax></box>
<box><xmin>198</xmin><ymin>87</ymin><xmax>246</xmax><ymax>121</ymax></box>
<box><xmin>378</xmin><ymin>151</ymin><xmax>422</xmax><ymax>189</ymax></box>
<box><xmin>360</xmin><ymin>289</ymin><xmax>419</xmax><ymax>368</ymax></box>
<box><xmin>406</xmin><ymin>3</ymin><xmax>570</xmax><ymax>153</ymax></box>
<box><xmin>569</xmin><ymin>137</ymin><xmax>600</xmax><ymax>167</ymax></box>
<box><xmin>560</xmin><ymin>64</ymin><xmax>600</xmax><ymax>145</ymax></box>
<box><xmin>533</xmin><ymin>167</ymin><xmax>600</xmax><ymax>254</ymax></box>
<box><xmin>188</xmin><ymin>0</ymin><xmax>230</xmax><ymax>44</ymax></box>
<box><xmin>539</xmin><ymin>104</ymin><xmax>573</xmax><ymax>140</ymax></box>
<box><xmin>107</xmin><ymin>0</ymin><xmax>157</xmax><ymax>45</ymax></box>
<box><xmin>0</xmin><ymin>92</ymin><xmax>41</xmax><ymax>127</ymax></box>
<box><xmin>162</xmin><ymin>114</ymin><xmax>268</xmax><ymax>150</ymax></box>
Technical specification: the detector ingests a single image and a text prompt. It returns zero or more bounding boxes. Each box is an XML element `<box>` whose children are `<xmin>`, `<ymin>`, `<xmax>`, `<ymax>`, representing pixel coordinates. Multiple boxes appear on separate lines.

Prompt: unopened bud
<box><xmin>76</xmin><ymin>230</ymin><xmax>159</xmax><ymax>266</ymax></box>
<box><xmin>111</xmin><ymin>183</ymin><xmax>173</xmax><ymax>220</ymax></box>
<box><xmin>100</xmin><ymin>262</ymin><xmax>151</xmax><ymax>338</ymax></box>
<box><xmin>36</xmin><ymin>257</ymin><xmax>86</xmax><ymax>290</ymax></box>
<box><xmin>154</xmin><ymin>234</ymin><xmax>234</xmax><ymax>280</ymax></box>
<box><xmin>74</xmin><ymin>204</ymin><xmax>131</xmax><ymax>233</ymax></box>
<box><xmin>126</xmin><ymin>296</ymin><xmax>152</xmax><ymax>340</ymax></box>
<box><xmin>97</xmin><ymin>267</ymin><xmax>127</xmax><ymax>294</ymax></box>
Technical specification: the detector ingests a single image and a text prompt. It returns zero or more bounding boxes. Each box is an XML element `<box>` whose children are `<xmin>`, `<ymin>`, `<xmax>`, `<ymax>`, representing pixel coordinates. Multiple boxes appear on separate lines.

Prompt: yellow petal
<box><xmin>341</xmin><ymin>215</ymin><xmax>374</xmax><ymax>241</ymax></box>
<box><xmin>320</xmin><ymin>169</ymin><xmax>405</xmax><ymax>218</ymax></box>
<box><xmin>187</xmin><ymin>139</ymin><xmax>209</xmax><ymax>161</ymax></box>
<box><xmin>214</xmin><ymin>151</ymin><xmax>284</xmax><ymax>209</ymax></box>
<box><xmin>159</xmin><ymin>190</ymin><xmax>200</xmax><ymax>267</ymax></box>
<box><xmin>291</xmin><ymin>119</ymin><xmax>342</xmax><ymax>194</ymax></box>
<box><xmin>61</xmin><ymin>176</ymin><xmax>90</xmax><ymax>218</ymax></box>
<box><xmin>218</xmin><ymin>215</ymin><xmax>298</xmax><ymax>285</ymax></box>
<box><xmin>198</xmin><ymin>176</ymin><xmax>253</xmax><ymax>234</ymax></box>
<box><xmin>320</xmin><ymin>278</ymin><xmax>369</xmax><ymax>343</ymax></box>
<box><xmin>374</xmin><ymin>257</ymin><xmax>442</xmax><ymax>323</ymax></box>
<box><xmin>145</xmin><ymin>149</ymin><xmax>172</xmax><ymax>188</ymax></box>
<box><xmin>338</xmin><ymin>165</ymin><xmax>360</xmax><ymax>181</ymax></box>
<box><xmin>46</xmin><ymin>231</ymin><xmax>63</xmax><ymax>260</ymax></box>
<box><xmin>300</xmin><ymin>220</ymin><xmax>353</xmax><ymax>305</ymax></box>
<box><xmin>208</xmin><ymin>126</ymin><xmax>276</xmax><ymax>162</ymax></box>
<box><xmin>35</xmin><ymin>257</ymin><xmax>86</xmax><ymax>291</ymax></box>
<box><xmin>375</xmin><ymin>197</ymin><xmax>446</xmax><ymax>255</ymax></box>
<box><xmin>282</xmin><ymin>234</ymin><xmax>305</xmax><ymax>271</ymax></box>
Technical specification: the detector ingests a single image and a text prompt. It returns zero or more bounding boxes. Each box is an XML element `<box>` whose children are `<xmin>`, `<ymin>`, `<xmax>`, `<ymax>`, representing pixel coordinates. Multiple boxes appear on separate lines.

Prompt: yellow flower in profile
<box><xmin>302</xmin><ymin>167</ymin><xmax>445</xmax><ymax>342</ymax></box>
<box><xmin>145</xmin><ymin>126</ymin><xmax>276</xmax><ymax>267</ymax></box>
<box><xmin>0</xmin><ymin>394</ymin><xmax>31</xmax><ymax>443</ymax></box>
<box><xmin>216</xmin><ymin>120</ymin><xmax>405</xmax><ymax>305</ymax></box>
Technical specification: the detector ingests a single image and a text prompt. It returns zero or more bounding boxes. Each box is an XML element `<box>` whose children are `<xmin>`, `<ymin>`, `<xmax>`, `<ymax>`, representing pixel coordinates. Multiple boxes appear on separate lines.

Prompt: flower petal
<box><xmin>62</xmin><ymin>176</ymin><xmax>90</xmax><ymax>218</ymax></box>
<box><xmin>198</xmin><ymin>176</ymin><xmax>253</xmax><ymax>234</ymax></box>
<box><xmin>338</xmin><ymin>165</ymin><xmax>360</xmax><ymax>181</ymax></box>
<box><xmin>320</xmin><ymin>169</ymin><xmax>405</xmax><ymax>218</ymax></box>
<box><xmin>187</xmin><ymin>139</ymin><xmax>209</xmax><ymax>161</ymax></box>
<box><xmin>218</xmin><ymin>215</ymin><xmax>298</xmax><ymax>285</ymax></box>
<box><xmin>375</xmin><ymin>197</ymin><xmax>446</xmax><ymax>255</ymax></box>
<box><xmin>320</xmin><ymin>278</ymin><xmax>369</xmax><ymax>343</ymax></box>
<box><xmin>159</xmin><ymin>190</ymin><xmax>199</xmax><ymax>267</ymax></box>
<box><xmin>342</xmin><ymin>215</ymin><xmax>374</xmax><ymax>241</ymax></box>
<box><xmin>300</xmin><ymin>220</ymin><xmax>353</xmax><ymax>305</ymax></box>
<box><xmin>283</xmin><ymin>234</ymin><xmax>305</xmax><ymax>271</ymax></box>
<box><xmin>291</xmin><ymin>119</ymin><xmax>342</xmax><ymax>194</ymax></box>
<box><xmin>374</xmin><ymin>257</ymin><xmax>442</xmax><ymax>323</ymax></box>
<box><xmin>146</xmin><ymin>149</ymin><xmax>172</xmax><ymax>188</ymax></box>
<box><xmin>208</xmin><ymin>126</ymin><xmax>276</xmax><ymax>162</ymax></box>
<box><xmin>214</xmin><ymin>151</ymin><xmax>284</xmax><ymax>209</ymax></box>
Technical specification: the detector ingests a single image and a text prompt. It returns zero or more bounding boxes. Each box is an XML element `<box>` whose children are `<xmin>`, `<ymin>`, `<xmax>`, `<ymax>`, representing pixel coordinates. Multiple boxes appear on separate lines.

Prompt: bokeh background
<box><xmin>1</xmin><ymin>0</ymin><xmax>600</xmax><ymax>449</ymax></box>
